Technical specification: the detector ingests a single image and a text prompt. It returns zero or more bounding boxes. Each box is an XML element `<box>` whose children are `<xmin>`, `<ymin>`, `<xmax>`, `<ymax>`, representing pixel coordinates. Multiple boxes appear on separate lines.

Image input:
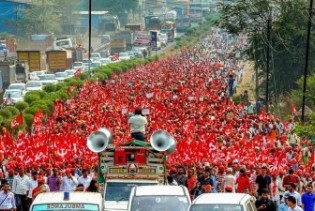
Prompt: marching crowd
<box><xmin>0</xmin><ymin>26</ymin><xmax>313</xmax><ymax>211</ymax></box>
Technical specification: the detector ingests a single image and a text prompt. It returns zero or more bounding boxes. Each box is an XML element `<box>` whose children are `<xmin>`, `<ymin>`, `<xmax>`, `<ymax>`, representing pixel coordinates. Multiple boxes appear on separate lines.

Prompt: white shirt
<box><xmin>78</xmin><ymin>176</ymin><xmax>92</xmax><ymax>189</ymax></box>
<box><xmin>288</xmin><ymin>205</ymin><xmax>303</xmax><ymax>211</ymax></box>
<box><xmin>12</xmin><ymin>174</ymin><xmax>30</xmax><ymax>195</ymax></box>
<box><xmin>128</xmin><ymin>115</ymin><xmax>148</xmax><ymax>133</ymax></box>
<box><xmin>284</xmin><ymin>191</ymin><xmax>302</xmax><ymax>206</ymax></box>
<box><xmin>224</xmin><ymin>174</ymin><xmax>236</xmax><ymax>192</ymax></box>
<box><xmin>0</xmin><ymin>191</ymin><xmax>16</xmax><ymax>209</ymax></box>
<box><xmin>27</xmin><ymin>178</ymin><xmax>38</xmax><ymax>198</ymax></box>
<box><xmin>61</xmin><ymin>176</ymin><xmax>78</xmax><ymax>192</ymax></box>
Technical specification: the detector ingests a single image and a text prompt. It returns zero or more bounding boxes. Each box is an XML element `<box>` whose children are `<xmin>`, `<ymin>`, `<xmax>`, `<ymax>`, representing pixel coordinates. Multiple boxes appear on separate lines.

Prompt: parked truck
<box><xmin>17</xmin><ymin>50</ymin><xmax>41</xmax><ymax>71</ymax></box>
<box><xmin>0</xmin><ymin>61</ymin><xmax>16</xmax><ymax>93</ymax></box>
<box><xmin>125</xmin><ymin>24</ymin><xmax>142</xmax><ymax>31</ymax></box>
<box><xmin>114</xmin><ymin>31</ymin><xmax>134</xmax><ymax>47</ymax></box>
<box><xmin>87</xmin><ymin>128</ymin><xmax>176</xmax><ymax>211</ymax></box>
<box><xmin>160</xmin><ymin>21</ymin><xmax>176</xmax><ymax>42</ymax></box>
<box><xmin>46</xmin><ymin>50</ymin><xmax>71</xmax><ymax>72</ymax></box>
<box><xmin>110</xmin><ymin>39</ymin><xmax>126</xmax><ymax>55</ymax></box>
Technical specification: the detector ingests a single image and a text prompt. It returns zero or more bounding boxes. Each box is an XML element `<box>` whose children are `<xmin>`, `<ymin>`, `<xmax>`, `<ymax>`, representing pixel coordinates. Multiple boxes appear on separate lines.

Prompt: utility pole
<box><xmin>301</xmin><ymin>0</ymin><xmax>314</xmax><ymax>122</ymax></box>
<box><xmin>265</xmin><ymin>15</ymin><xmax>271</xmax><ymax>113</ymax></box>
<box><xmin>88</xmin><ymin>0</ymin><xmax>92</xmax><ymax>71</ymax></box>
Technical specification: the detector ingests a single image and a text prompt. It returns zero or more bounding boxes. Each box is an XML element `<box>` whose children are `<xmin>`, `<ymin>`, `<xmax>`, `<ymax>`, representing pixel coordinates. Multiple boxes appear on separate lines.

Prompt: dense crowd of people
<box><xmin>0</xmin><ymin>27</ymin><xmax>313</xmax><ymax>211</ymax></box>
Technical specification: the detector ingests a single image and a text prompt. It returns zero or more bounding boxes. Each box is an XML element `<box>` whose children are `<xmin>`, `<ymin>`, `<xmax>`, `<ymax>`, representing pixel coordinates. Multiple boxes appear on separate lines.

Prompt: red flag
<box><xmin>11</xmin><ymin>113</ymin><xmax>23</xmax><ymax>128</ymax></box>
<box><xmin>33</xmin><ymin>110</ymin><xmax>44</xmax><ymax>125</ymax></box>
<box><xmin>74</xmin><ymin>68</ymin><xmax>82</xmax><ymax>77</ymax></box>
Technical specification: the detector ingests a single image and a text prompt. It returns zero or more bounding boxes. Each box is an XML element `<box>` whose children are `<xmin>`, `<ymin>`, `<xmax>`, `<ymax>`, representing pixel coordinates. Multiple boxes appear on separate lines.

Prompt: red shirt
<box><xmin>236</xmin><ymin>176</ymin><xmax>250</xmax><ymax>193</ymax></box>
<box><xmin>283</xmin><ymin>174</ymin><xmax>299</xmax><ymax>188</ymax></box>
<box><xmin>187</xmin><ymin>176</ymin><xmax>197</xmax><ymax>191</ymax></box>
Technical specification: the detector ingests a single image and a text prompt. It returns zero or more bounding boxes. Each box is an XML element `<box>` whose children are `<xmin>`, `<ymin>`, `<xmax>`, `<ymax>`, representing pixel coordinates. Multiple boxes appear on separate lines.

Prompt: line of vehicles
<box><xmin>30</xmin><ymin>128</ymin><xmax>257</xmax><ymax>211</ymax></box>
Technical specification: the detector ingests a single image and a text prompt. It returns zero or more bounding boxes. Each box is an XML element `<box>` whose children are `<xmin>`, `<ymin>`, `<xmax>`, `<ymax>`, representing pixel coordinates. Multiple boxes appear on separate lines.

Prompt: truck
<box><xmin>134</xmin><ymin>31</ymin><xmax>150</xmax><ymax>46</ymax></box>
<box><xmin>17</xmin><ymin>50</ymin><xmax>41</xmax><ymax>71</ymax></box>
<box><xmin>0</xmin><ymin>61</ymin><xmax>16</xmax><ymax>93</ymax></box>
<box><xmin>114</xmin><ymin>31</ymin><xmax>134</xmax><ymax>47</ymax></box>
<box><xmin>110</xmin><ymin>39</ymin><xmax>126</xmax><ymax>55</ymax></box>
<box><xmin>160</xmin><ymin>21</ymin><xmax>176</xmax><ymax>42</ymax></box>
<box><xmin>125</xmin><ymin>24</ymin><xmax>142</xmax><ymax>31</ymax></box>
<box><xmin>176</xmin><ymin>16</ymin><xmax>191</xmax><ymax>33</ymax></box>
<box><xmin>87</xmin><ymin>128</ymin><xmax>176</xmax><ymax>211</ymax></box>
<box><xmin>144</xmin><ymin>15</ymin><xmax>161</xmax><ymax>31</ymax></box>
<box><xmin>15</xmin><ymin>61</ymin><xmax>29</xmax><ymax>83</ymax></box>
<box><xmin>46</xmin><ymin>50</ymin><xmax>71</xmax><ymax>72</ymax></box>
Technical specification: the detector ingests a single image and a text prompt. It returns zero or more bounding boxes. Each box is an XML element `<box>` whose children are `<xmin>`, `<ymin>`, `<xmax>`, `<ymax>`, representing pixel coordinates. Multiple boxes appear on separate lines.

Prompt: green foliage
<box><xmin>294</xmin><ymin>113</ymin><xmax>315</xmax><ymax>138</ymax></box>
<box><xmin>0</xmin><ymin>108</ymin><xmax>12</xmax><ymax>119</ymax></box>
<box><xmin>43</xmin><ymin>84</ymin><xmax>57</xmax><ymax>93</ymax></box>
<box><xmin>16</xmin><ymin>0</ymin><xmax>61</xmax><ymax>36</ymax></box>
<box><xmin>233</xmin><ymin>95</ymin><xmax>242</xmax><ymax>105</ymax></box>
<box><xmin>15</xmin><ymin>101</ymin><xmax>29</xmax><ymax>112</ymax></box>
<box><xmin>24</xmin><ymin>92</ymin><xmax>42</xmax><ymax>104</ymax></box>
<box><xmin>24</xmin><ymin>113</ymin><xmax>34</xmax><ymax>128</ymax></box>
<box><xmin>6</xmin><ymin>107</ymin><xmax>19</xmax><ymax>116</ymax></box>
<box><xmin>222</xmin><ymin>0</ymin><xmax>315</xmax><ymax>97</ymax></box>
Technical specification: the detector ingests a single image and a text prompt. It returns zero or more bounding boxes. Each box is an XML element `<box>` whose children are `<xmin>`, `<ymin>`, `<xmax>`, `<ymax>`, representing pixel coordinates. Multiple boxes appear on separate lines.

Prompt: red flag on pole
<box><xmin>11</xmin><ymin>113</ymin><xmax>23</xmax><ymax>128</ymax></box>
<box><xmin>33</xmin><ymin>110</ymin><xmax>44</xmax><ymax>125</ymax></box>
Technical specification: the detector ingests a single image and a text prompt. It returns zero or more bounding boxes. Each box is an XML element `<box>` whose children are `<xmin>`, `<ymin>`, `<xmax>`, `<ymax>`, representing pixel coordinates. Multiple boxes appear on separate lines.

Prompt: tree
<box><xmin>16</xmin><ymin>0</ymin><xmax>62</xmax><ymax>36</ymax></box>
<box><xmin>81</xmin><ymin>0</ymin><xmax>140</xmax><ymax>25</ymax></box>
<box><xmin>221</xmin><ymin>0</ymin><xmax>315</xmax><ymax>100</ymax></box>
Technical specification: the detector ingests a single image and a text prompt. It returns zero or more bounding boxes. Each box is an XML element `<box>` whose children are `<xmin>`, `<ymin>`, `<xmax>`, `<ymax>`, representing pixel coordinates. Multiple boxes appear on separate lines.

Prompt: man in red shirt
<box><xmin>282</xmin><ymin>169</ymin><xmax>299</xmax><ymax>190</ymax></box>
<box><xmin>236</xmin><ymin>168</ymin><xmax>250</xmax><ymax>193</ymax></box>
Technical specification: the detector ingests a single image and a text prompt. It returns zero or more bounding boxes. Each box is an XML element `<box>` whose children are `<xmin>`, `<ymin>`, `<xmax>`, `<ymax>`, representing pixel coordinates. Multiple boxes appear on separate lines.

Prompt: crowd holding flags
<box><xmin>0</xmin><ymin>27</ymin><xmax>310</xmax><ymax>182</ymax></box>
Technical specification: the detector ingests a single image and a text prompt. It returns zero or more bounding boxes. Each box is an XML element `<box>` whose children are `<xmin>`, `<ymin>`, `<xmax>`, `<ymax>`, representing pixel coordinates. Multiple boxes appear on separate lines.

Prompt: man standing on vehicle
<box><xmin>128</xmin><ymin>109</ymin><xmax>148</xmax><ymax>141</ymax></box>
<box><xmin>0</xmin><ymin>182</ymin><xmax>16</xmax><ymax>211</ymax></box>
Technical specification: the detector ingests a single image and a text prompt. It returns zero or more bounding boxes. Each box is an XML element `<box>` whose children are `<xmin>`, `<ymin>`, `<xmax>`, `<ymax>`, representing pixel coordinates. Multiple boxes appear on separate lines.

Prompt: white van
<box><xmin>188</xmin><ymin>193</ymin><xmax>257</xmax><ymax>211</ymax></box>
<box><xmin>127</xmin><ymin>185</ymin><xmax>191</xmax><ymax>211</ymax></box>
<box><xmin>30</xmin><ymin>192</ymin><xmax>104</xmax><ymax>211</ymax></box>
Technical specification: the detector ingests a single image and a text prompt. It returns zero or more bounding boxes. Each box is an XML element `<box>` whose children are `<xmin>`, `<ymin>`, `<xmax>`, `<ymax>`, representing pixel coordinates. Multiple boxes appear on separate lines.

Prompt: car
<box><xmin>30</xmin><ymin>192</ymin><xmax>104</xmax><ymax>211</ymax></box>
<box><xmin>90</xmin><ymin>61</ymin><xmax>102</xmax><ymax>69</ymax></box>
<box><xmin>125</xmin><ymin>51</ymin><xmax>136</xmax><ymax>59</ymax></box>
<box><xmin>127</xmin><ymin>185</ymin><xmax>191</xmax><ymax>211</ymax></box>
<box><xmin>91</xmin><ymin>52</ymin><xmax>102</xmax><ymax>61</ymax></box>
<box><xmin>100</xmin><ymin>58</ymin><xmax>111</xmax><ymax>66</ymax></box>
<box><xmin>29</xmin><ymin>72</ymin><xmax>40</xmax><ymax>80</ymax></box>
<box><xmin>65</xmin><ymin>69</ymin><xmax>77</xmax><ymax>77</ymax></box>
<box><xmin>55</xmin><ymin>71</ymin><xmax>69</xmax><ymax>82</ymax></box>
<box><xmin>119</xmin><ymin>52</ymin><xmax>131</xmax><ymax>61</ymax></box>
<box><xmin>3</xmin><ymin>89</ymin><xmax>24</xmax><ymax>103</ymax></box>
<box><xmin>38</xmin><ymin>74</ymin><xmax>58</xmax><ymax>85</ymax></box>
<box><xmin>25</xmin><ymin>81</ymin><xmax>43</xmax><ymax>92</ymax></box>
<box><xmin>188</xmin><ymin>193</ymin><xmax>257</xmax><ymax>211</ymax></box>
<box><xmin>72</xmin><ymin>61</ymin><xmax>83</xmax><ymax>70</ymax></box>
<box><xmin>32</xmin><ymin>70</ymin><xmax>46</xmax><ymax>76</ymax></box>
<box><xmin>8</xmin><ymin>83</ymin><xmax>26</xmax><ymax>94</ymax></box>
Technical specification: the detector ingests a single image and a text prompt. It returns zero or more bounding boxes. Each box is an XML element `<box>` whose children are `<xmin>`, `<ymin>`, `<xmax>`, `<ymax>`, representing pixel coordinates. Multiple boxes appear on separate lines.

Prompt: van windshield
<box><xmin>105</xmin><ymin>182</ymin><xmax>156</xmax><ymax>201</ymax></box>
<box><xmin>131</xmin><ymin>196</ymin><xmax>189</xmax><ymax>211</ymax></box>
<box><xmin>31</xmin><ymin>203</ymin><xmax>99</xmax><ymax>211</ymax></box>
<box><xmin>189</xmin><ymin>204</ymin><xmax>243</xmax><ymax>211</ymax></box>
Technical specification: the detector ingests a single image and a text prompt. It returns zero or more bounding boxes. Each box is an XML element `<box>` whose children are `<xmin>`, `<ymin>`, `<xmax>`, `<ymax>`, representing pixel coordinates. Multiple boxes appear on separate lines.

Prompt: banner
<box><xmin>134</xmin><ymin>31</ymin><xmax>149</xmax><ymax>46</ymax></box>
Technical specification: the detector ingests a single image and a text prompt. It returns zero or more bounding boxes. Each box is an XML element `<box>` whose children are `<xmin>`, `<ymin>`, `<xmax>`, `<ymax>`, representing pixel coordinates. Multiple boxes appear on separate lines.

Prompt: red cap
<box><xmin>38</xmin><ymin>177</ymin><xmax>45</xmax><ymax>183</ymax></box>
